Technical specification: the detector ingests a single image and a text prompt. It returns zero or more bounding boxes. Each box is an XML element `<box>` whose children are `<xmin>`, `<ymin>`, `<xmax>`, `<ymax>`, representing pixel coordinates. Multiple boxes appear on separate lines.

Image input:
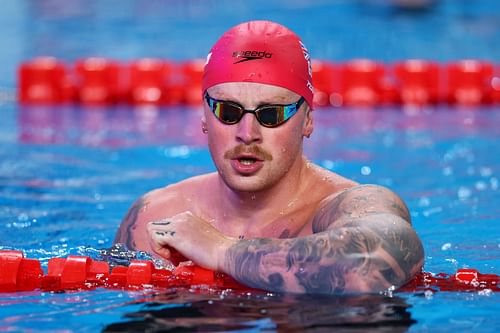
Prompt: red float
<box><xmin>490</xmin><ymin>66</ymin><xmax>500</xmax><ymax>104</ymax></box>
<box><xmin>394</xmin><ymin>60</ymin><xmax>441</xmax><ymax>105</ymax></box>
<box><xmin>0</xmin><ymin>250</ymin><xmax>498</xmax><ymax>294</ymax></box>
<box><xmin>182</xmin><ymin>59</ymin><xmax>205</xmax><ymax>105</ymax></box>
<box><xmin>312</xmin><ymin>60</ymin><xmax>340</xmax><ymax>107</ymax></box>
<box><xmin>16</xmin><ymin>57</ymin><xmax>500</xmax><ymax>107</ymax></box>
<box><xmin>447</xmin><ymin>60</ymin><xmax>494</xmax><ymax>105</ymax></box>
<box><xmin>18</xmin><ymin>57</ymin><xmax>72</xmax><ymax>104</ymax></box>
<box><xmin>341</xmin><ymin>59</ymin><xmax>385</xmax><ymax>107</ymax></box>
<box><xmin>75</xmin><ymin>58</ymin><xmax>122</xmax><ymax>105</ymax></box>
<box><xmin>129</xmin><ymin>58</ymin><xmax>168</xmax><ymax>105</ymax></box>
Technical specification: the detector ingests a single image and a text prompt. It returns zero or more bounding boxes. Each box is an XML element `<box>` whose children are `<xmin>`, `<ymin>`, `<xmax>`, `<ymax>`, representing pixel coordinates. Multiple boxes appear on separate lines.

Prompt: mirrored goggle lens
<box><xmin>256</xmin><ymin>106</ymin><xmax>285</xmax><ymax>127</ymax></box>
<box><xmin>214</xmin><ymin>102</ymin><xmax>243</xmax><ymax>124</ymax></box>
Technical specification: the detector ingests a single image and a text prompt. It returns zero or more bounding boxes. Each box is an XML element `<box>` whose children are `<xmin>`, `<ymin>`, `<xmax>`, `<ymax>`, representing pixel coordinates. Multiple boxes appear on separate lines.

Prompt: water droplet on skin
<box><xmin>141</xmin><ymin>203</ymin><xmax>149</xmax><ymax>213</ymax></box>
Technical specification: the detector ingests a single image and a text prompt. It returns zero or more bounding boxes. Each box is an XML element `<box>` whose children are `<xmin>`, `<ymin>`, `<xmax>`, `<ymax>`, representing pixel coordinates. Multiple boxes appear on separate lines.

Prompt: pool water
<box><xmin>1</xmin><ymin>0</ymin><xmax>500</xmax><ymax>332</ymax></box>
<box><xmin>1</xmin><ymin>104</ymin><xmax>499</xmax><ymax>332</ymax></box>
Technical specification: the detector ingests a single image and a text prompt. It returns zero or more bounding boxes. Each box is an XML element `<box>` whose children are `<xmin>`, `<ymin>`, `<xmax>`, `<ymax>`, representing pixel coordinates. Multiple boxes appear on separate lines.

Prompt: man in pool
<box><xmin>114</xmin><ymin>20</ymin><xmax>424</xmax><ymax>294</ymax></box>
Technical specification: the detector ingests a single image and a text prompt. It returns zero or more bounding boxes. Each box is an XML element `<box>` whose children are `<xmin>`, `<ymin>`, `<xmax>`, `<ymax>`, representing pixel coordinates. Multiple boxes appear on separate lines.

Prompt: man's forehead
<box><xmin>207</xmin><ymin>82</ymin><xmax>300</xmax><ymax>103</ymax></box>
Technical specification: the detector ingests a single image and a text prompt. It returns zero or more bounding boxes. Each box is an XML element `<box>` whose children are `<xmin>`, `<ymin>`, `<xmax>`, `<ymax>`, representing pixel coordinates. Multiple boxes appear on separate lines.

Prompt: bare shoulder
<box><xmin>113</xmin><ymin>173</ymin><xmax>217</xmax><ymax>251</ymax></box>
<box><xmin>312</xmin><ymin>184</ymin><xmax>411</xmax><ymax>233</ymax></box>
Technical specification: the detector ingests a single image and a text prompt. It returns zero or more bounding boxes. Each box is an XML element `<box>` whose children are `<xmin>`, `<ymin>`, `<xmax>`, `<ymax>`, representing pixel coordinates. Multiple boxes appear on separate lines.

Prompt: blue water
<box><xmin>1</xmin><ymin>1</ymin><xmax>500</xmax><ymax>332</ymax></box>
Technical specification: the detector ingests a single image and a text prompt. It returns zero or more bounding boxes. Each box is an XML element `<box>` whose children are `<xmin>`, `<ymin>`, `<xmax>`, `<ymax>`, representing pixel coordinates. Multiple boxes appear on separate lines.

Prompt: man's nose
<box><xmin>235</xmin><ymin>113</ymin><xmax>262</xmax><ymax>145</ymax></box>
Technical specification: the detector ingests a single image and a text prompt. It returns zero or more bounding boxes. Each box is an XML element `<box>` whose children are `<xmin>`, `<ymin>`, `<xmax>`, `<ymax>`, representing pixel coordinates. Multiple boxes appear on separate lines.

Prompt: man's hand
<box><xmin>147</xmin><ymin>211</ymin><xmax>238</xmax><ymax>271</ymax></box>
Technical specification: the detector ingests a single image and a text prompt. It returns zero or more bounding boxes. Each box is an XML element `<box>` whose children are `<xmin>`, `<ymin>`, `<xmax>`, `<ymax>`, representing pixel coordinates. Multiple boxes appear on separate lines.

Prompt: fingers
<box><xmin>148</xmin><ymin>219</ymin><xmax>177</xmax><ymax>259</ymax></box>
<box><xmin>150</xmin><ymin>220</ymin><xmax>171</xmax><ymax>226</ymax></box>
<box><xmin>149</xmin><ymin>220</ymin><xmax>176</xmax><ymax>238</ymax></box>
<box><xmin>153</xmin><ymin>246</ymin><xmax>171</xmax><ymax>259</ymax></box>
<box><xmin>154</xmin><ymin>230</ymin><xmax>176</xmax><ymax>237</ymax></box>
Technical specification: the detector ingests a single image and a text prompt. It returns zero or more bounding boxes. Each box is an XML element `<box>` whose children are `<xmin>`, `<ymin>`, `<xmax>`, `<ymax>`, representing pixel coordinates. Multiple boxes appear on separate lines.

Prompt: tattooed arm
<box><xmin>223</xmin><ymin>185</ymin><xmax>424</xmax><ymax>294</ymax></box>
<box><xmin>113</xmin><ymin>195</ymin><xmax>151</xmax><ymax>251</ymax></box>
<box><xmin>114</xmin><ymin>188</ymin><xmax>186</xmax><ymax>255</ymax></box>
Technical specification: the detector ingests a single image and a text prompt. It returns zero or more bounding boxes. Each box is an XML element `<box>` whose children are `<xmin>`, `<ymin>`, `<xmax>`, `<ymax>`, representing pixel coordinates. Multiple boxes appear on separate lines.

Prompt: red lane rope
<box><xmin>17</xmin><ymin>57</ymin><xmax>500</xmax><ymax>108</ymax></box>
<box><xmin>0</xmin><ymin>250</ymin><xmax>498</xmax><ymax>293</ymax></box>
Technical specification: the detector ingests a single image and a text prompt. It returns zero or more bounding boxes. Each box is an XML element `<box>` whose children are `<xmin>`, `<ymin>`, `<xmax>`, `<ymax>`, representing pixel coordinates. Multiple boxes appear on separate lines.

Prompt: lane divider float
<box><xmin>0</xmin><ymin>250</ymin><xmax>498</xmax><ymax>293</ymax></box>
<box><xmin>0</xmin><ymin>250</ymin><xmax>243</xmax><ymax>293</ymax></box>
<box><xmin>17</xmin><ymin>57</ymin><xmax>500</xmax><ymax>107</ymax></box>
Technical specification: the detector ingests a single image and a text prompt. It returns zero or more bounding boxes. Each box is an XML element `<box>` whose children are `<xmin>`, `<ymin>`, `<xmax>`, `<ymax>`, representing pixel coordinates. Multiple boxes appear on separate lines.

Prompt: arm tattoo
<box><xmin>224</xmin><ymin>185</ymin><xmax>423</xmax><ymax>294</ymax></box>
<box><xmin>113</xmin><ymin>196</ymin><xmax>147</xmax><ymax>250</ymax></box>
<box><xmin>226</xmin><ymin>238</ymin><xmax>287</xmax><ymax>292</ymax></box>
<box><xmin>312</xmin><ymin>185</ymin><xmax>411</xmax><ymax>233</ymax></box>
<box><xmin>225</xmin><ymin>218</ymin><xmax>423</xmax><ymax>294</ymax></box>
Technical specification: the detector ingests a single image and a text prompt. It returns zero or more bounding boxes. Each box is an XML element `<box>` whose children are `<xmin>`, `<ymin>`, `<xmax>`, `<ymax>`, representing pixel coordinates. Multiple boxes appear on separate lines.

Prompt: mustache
<box><xmin>224</xmin><ymin>145</ymin><xmax>273</xmax><ymax>161</ymax></box>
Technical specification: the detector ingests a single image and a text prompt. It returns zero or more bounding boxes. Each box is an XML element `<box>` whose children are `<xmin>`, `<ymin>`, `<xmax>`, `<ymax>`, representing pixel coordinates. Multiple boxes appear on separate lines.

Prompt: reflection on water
<box><xmin>103</xmin><ymin>290</ymin><xmax>415</xmax><ymax>332</ymax></box>
<box><xmin>18</xmin><ymin>105</ymin><xmax>206</xmax><ymax>147</ymax></box>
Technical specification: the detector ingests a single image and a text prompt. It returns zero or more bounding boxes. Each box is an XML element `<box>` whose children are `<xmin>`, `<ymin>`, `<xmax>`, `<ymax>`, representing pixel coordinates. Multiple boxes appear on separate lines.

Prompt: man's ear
<box><xmin>302</xmin><ymin>108</ymin><xmax>314</xmax><ymax>138</ymax></box>
<box><xmin>201</xmin><ymin>115</ymin><xmax>208</xmax><ymax>134</ymax></box>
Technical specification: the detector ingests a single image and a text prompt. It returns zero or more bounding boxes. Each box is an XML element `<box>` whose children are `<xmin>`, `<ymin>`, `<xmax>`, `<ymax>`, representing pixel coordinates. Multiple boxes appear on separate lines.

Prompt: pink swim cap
<box><xmin>202</xmin><ymin>20</ymin><xmax>314</xmax><ymax>108</ymax></box>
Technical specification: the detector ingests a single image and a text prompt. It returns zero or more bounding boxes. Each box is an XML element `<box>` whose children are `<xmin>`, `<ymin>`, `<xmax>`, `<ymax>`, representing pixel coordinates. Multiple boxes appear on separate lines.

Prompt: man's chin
<box><xmin>222</xmin><ymin>175</ymin><xmax>271</xmax><ymax>194</ymax></box>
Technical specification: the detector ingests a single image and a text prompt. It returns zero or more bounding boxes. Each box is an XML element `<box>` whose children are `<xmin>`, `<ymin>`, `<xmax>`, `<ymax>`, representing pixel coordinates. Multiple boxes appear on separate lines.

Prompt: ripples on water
<box><xmin>1</xmin><ymin>105</ymin><xmax>499</xmax><ymax>332</ymax></box>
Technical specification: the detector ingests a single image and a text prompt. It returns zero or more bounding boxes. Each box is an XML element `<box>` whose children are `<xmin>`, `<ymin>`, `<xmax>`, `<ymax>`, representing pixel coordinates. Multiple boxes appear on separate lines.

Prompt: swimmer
<box><xmin>114</xmin><ymin>20</ymin><xmax>424</xmax><ymax>294</ymax></box>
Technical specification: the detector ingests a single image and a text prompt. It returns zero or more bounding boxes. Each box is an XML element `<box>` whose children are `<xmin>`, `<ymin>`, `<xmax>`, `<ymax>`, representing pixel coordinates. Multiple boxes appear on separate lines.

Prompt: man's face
<box><xmin>203</xmin><ymin>82</ymin><xmax>313</xmax><ymax>193</ymax></box>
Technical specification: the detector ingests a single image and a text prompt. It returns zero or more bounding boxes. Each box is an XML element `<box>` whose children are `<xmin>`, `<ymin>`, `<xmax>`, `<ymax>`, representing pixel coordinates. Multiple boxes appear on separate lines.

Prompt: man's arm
<box><xmin>223</xmin><ymin>185</ymin><xmax>424</xmax><ymax>294</ymax></box>
<box><xmin>114</xmin><ymin>196</ymin><xmax>149</xmax><ymax>250</ymax></box>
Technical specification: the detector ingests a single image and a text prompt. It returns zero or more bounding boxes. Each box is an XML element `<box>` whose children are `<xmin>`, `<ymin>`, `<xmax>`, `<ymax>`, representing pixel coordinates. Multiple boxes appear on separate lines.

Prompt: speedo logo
<box><xmin>232</xmin><ymin>50</ymin><xmax>272</xmax><ymax>64</ymax></box>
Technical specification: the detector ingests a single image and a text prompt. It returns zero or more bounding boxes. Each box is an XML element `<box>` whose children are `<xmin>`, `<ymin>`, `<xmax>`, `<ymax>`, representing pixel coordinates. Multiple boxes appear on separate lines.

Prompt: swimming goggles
<box><xmin>204</xmin><ymin>92</ymin><xmax>305</xmax><ymax>128</ymax></box>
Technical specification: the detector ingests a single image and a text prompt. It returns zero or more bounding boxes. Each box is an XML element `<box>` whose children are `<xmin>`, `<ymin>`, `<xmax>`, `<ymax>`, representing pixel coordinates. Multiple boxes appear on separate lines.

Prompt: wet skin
<box><xmin>114</xmin><ymin>82</ymin><xmax>424</xmax><ymax>294</ymax></box>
